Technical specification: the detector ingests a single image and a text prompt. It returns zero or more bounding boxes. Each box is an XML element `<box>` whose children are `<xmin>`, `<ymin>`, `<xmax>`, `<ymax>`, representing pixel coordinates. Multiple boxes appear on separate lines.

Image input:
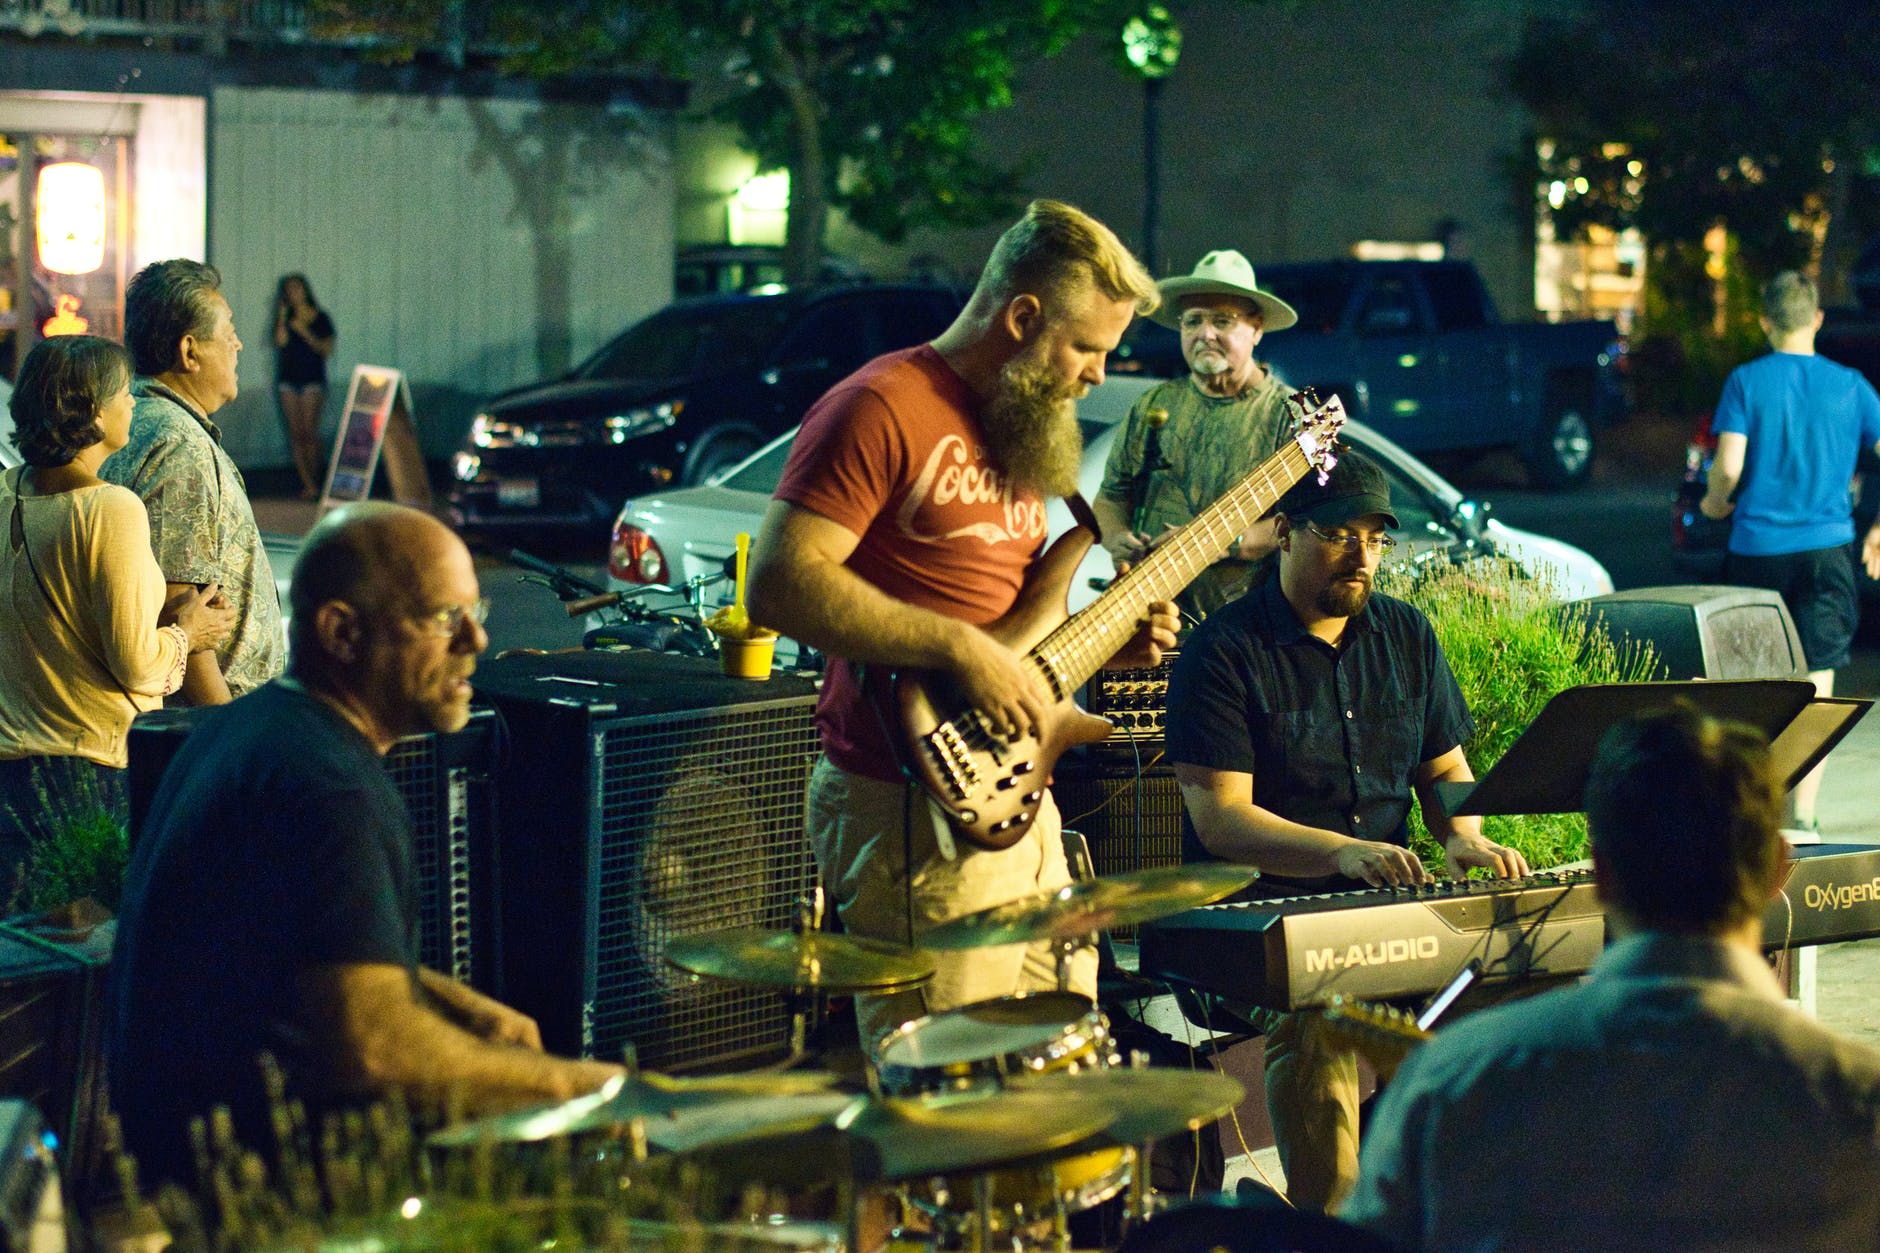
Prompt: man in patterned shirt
<box><xmin>1094</xmin><ymin>249</ymin><xmax>1300</xmax><ymax>621</ymax></box>
<box><xmin>103</xmin><ymin>260</ymin><xmax>284</xmax><ymax>703</ymax></box>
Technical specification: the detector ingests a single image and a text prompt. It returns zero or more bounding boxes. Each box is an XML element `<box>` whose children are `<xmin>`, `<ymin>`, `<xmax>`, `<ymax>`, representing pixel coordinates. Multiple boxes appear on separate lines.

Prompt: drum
<box><xmin>874</xmin><ymin>992</ymin><xmax>1132</xmax><ymax>1230</ymax></box>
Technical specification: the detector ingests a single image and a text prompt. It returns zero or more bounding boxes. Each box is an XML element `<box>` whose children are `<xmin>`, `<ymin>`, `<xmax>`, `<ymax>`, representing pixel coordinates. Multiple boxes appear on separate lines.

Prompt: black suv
<box><xmin>448</xmin><ymin>283</ymin><xmax>963</xmax><ymax>534</ymax></box>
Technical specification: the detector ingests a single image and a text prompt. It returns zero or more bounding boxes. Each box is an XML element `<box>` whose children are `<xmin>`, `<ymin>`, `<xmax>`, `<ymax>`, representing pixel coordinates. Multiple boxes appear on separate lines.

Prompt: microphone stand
<box><xmin>1129</xmin><ymin>407</ymin><xmax>1171</xmax><ymax>536</ymax></box>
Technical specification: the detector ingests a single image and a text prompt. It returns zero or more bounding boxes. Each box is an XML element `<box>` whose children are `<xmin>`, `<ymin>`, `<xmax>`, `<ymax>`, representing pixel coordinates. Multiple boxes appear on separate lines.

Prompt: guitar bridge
<box><xmin>922</xmin><ymin>723</ymin><xmax>980</xmax><ymax>800</ymax></box>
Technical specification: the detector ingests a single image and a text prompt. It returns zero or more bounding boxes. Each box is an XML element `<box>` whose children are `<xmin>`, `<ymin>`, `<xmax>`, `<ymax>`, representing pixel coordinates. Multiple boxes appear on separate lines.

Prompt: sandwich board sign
<box><xmin>320</xmin><ymin>365</ymin><xmax>430</xmax><ymax>509</ymax></box>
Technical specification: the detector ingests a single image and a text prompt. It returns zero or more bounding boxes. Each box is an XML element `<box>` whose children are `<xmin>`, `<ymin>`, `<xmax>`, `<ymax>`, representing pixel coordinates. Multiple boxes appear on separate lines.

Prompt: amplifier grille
<box><xmin>591</xmin><ymin>702</ymin><xmax>820</xmax><ymax>1068</ymax></box>
<box><xmin>383</xmin><ymin>734</ymin><xmax>484</xmax><ymax>984</ymax></box>
<box><xmin>1055</xmin><ymin>761</ymin><xmax>1184</xmax><ymax>939</ymax></box>
<box><xmin>1056</xmin><ymin>764</ymin><xmax>1184</xmax><ymax>877</ymax></box>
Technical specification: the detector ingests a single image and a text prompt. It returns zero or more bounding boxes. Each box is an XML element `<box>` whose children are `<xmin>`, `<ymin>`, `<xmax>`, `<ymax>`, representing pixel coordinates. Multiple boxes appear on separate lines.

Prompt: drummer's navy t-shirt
<box><xmin>108</xmin><ymin>681</ymin><xmax>415</xmax><ymax>1185</ymax></box>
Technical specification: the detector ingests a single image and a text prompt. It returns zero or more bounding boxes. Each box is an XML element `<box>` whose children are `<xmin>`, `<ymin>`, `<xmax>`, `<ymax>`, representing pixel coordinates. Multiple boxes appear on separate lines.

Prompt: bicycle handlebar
<box><xmin>507</xmin><ymin>549</ymin><xmax>607</xmax><ymax>598</ymax></box>
<box><xmin>563</xmin><ymin>592</ymin><xmax>621</xmax><ymax>617</ymax></box>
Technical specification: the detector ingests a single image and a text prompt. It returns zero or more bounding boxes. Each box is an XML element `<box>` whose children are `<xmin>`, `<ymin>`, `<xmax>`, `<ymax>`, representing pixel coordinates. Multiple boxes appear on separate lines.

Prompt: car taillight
<box><xmin>609</xmin><ymin>522</ymin><xmax>669</xmax><ymax>585</ymax></box>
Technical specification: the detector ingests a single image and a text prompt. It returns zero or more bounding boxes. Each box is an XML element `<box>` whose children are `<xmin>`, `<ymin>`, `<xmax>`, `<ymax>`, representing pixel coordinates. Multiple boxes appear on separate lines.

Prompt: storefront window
<box><xmin>1</xmin><ymin>133</ymin><xmax>130</xmax><ymax>380</ymax></box>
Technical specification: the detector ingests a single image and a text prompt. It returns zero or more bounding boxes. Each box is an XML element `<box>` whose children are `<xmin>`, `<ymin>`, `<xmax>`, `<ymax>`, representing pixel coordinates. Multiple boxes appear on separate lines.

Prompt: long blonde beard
<box><xmin>980</xmin><ymin>346</ymin><xmax>1085</xmax><ymax>497</ymax></box>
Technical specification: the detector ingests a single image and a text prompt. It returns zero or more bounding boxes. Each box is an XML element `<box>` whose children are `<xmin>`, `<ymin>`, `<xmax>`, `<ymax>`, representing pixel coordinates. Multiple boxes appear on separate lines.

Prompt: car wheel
<box><xmin>1525</xmin><ymin>381</ymin><xmax>1596</xmax><ymax>489</ymax></box>
<box><xmin>681</xmin><ymin>425</ymin><xmax>765</xmax><ymax>485</ymax></box>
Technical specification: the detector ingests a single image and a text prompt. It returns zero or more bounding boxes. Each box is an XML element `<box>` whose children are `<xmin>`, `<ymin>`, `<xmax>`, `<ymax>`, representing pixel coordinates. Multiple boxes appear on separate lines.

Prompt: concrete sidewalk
<box><xmin>1804</xmin><ymin>650</ymin><xmax>1880</xmax><ymax>1050</ymax></box>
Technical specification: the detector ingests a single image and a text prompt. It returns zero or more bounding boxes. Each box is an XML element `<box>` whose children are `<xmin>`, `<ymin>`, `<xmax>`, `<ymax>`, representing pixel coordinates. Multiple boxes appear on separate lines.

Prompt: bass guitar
<box><xmin>893</xmin><ymin>389</ymin><xmax>1346</xmax><ymax>850</ymax></box>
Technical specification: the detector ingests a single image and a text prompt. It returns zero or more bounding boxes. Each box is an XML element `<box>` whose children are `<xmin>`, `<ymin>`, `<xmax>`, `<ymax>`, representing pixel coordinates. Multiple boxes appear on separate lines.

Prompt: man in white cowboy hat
<box><xmin>1094</xmin><ymin>248</ymin><xmax>1300</xmax><ymax>621</ymax></box>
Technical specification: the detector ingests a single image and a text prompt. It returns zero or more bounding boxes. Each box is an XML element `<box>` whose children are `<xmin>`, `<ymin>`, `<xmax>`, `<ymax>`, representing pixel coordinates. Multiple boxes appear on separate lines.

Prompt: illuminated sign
<box><xmin>36</xmin><ymin>162</ymin><xmax>106</xmax><ymax>275</ymax></box>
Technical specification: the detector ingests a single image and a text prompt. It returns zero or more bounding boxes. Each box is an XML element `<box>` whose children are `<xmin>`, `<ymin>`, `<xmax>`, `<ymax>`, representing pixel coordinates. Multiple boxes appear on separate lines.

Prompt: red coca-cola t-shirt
<box><xmin>774</xmin><ymin>345</ymin><xmax>1049</xmax><ymax>780</ymax></box>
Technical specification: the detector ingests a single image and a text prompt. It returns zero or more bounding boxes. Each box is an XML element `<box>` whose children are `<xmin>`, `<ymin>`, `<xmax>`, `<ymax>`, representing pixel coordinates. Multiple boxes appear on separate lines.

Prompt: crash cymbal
<box><xmin>428</xmin><ymin>1069</ymin><xmax>843</xmax><ymax>1148</ymax></box>
<box><xmin>918</xmin><ymin>863</ymin><xmax>1258</xmax><ymax>950</ymax></box>
<box><xmin>1008</xmin><ymin>1067</ymin><xmax>1245</xmax><ymax>1145</ymax></box>
<box><xmin>833</xmin><ymin>1090</ymin><xmax>1113</xmax><ymax>1182</ymax></box>
<box><xmin>665</xmin><ymin>928</ymin><xmax>936</xmax><ymax>994</ymax></box>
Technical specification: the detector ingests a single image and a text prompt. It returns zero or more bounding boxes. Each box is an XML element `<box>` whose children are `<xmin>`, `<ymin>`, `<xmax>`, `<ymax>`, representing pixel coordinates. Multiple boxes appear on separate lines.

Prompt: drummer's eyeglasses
<box><xmin>1178</xmin><ymin>310</ymin><xmax>1255</xmax><ymax>334</ymax></box>
<box><xmin>414</xmin><ymin>598</ymin><xmax>491</xmax><ymax>637</ymax></box>
<box><xmin>1302</xmin><ymin>522</ymin><xmax>1396</xmax><ymax>556</ymax></box>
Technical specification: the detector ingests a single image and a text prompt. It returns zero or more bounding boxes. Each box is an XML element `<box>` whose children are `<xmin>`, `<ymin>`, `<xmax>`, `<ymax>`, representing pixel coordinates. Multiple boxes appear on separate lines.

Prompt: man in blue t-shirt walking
<box><xmin>1700</xmin><ymin>270</ymin><xmax>1880</xmax><ymax>830</ymax></box>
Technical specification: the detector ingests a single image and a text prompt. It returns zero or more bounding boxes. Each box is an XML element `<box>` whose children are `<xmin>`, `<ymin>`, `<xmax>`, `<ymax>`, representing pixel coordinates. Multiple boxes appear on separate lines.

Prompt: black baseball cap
<box><xmin>1276</xmin><ymin>448</ymin><xmax>1398</xmax><ymax>529</ymax></box>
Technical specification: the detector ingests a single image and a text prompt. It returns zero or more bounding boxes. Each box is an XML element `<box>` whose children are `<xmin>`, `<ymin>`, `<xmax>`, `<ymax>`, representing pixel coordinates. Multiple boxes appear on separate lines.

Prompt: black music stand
<box><xmin>1431</xmin><ymin>679</ymin><xmax>1865</xmax><ymax>818</ymax></box>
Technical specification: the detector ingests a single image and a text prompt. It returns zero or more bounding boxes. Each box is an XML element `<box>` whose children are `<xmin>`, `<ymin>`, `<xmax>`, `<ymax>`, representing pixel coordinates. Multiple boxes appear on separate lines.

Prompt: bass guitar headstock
<box><xmin>1286</xmin><ymin>388</ymin><xmax>1347</xmax><ymax>486</ymax></box>
<box><xmin>1319</xmin><ymin>993</ymin><xmax>1430</xmax><ymax>1078</ymax></box>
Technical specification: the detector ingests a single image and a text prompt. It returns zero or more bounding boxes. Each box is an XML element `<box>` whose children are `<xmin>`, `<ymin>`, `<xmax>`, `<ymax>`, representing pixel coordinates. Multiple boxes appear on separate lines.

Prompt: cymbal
<box><xmin>428</xmin><ymin>1069</ymin><xmax>843</xmax><ymax>1148</ymax></box>
<box><xmin>833</xmin><ymin>1091</ymin><xmax>1114</xmax><ymax>1182</ymax></box>
<box><xmin>918</xmin><ymin>863</ymin><xmax>1259</xmax><ymax>950</ymax></box>
<box><xmin>1008</xmin><ymin>1067</ymin><xmax>1246</xmax><ymax>1145</ymax></box>
<box><xmin>664</xmin><ymin>928</ymin><xmax>936</xmax><ymax>993</ymax></box>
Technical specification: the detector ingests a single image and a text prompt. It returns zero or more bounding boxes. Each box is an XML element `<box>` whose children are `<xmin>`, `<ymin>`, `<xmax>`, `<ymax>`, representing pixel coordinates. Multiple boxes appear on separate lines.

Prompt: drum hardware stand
<box><xmin>1050</xmin><ymin>932</ymin><xmax>1097</xmax><ymax>995</ymax></box>
<box><xmin>617</xmin><ymin>1043</ymin><xmax>651</xmax><ymax>1162</ymax></box>
<box><xmin>763</xmin><ymin>889</ymin><xmax>828</xmax><ymax>1072</ymax></box>
<box><xmin>1123</xmin><ymin>1051</ymin><xmax>1155</xmax><ymax>1231</ymax></box>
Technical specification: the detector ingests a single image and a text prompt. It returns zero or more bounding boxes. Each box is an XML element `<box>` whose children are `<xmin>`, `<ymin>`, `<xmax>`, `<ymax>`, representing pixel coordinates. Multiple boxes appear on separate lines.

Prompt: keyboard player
<box><xmin>1162</xmin><ymin>450</ymin><xmax>1529</xmax><ymax>1213</ymax></box>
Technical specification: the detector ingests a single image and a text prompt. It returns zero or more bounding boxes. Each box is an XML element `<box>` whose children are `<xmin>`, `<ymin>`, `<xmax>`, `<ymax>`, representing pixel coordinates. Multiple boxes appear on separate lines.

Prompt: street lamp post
<box><xmin>1120</xmin><ymin>5</ymin><xmax>1182</xmax><ymax>272</ymax></box>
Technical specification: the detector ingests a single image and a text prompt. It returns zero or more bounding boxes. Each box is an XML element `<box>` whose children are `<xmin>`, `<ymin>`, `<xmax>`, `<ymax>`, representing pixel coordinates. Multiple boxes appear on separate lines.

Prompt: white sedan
<box><xmin>602</xmin><ymin>377</ymin><xmax>1612</xmax><ymax>646</ymax></box>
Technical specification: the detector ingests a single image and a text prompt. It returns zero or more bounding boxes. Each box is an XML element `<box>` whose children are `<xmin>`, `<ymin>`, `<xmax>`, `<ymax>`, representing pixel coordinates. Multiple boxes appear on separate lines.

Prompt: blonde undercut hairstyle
<box><xmin>971</xmin><ymin>199</ymin><xmax>1160</xmax><ymax>319</ymax></box>
<box><xmin>1762</xmin><ymin>270</ymin><xmax>1819</xmax><ymax>336</ymax></box>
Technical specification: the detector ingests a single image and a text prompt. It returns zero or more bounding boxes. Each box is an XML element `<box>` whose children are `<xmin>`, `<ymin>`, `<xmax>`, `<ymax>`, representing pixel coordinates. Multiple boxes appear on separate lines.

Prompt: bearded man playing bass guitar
<box><xmin>746</xmin><ymin>201</ymin><xmax>1180</xmax><ymax>1044</ymax></box>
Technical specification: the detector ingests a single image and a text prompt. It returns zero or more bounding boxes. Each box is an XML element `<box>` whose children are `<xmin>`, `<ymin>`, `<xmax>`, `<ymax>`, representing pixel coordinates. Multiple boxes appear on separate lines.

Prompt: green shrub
<box><xmin>7</xmin><ymin>765</ymin><xmax>130</xmax><ymax>915</ymax></box>
<box><xmin>1379</xmin><ymin>556</ymin><xmax>1660</xmax><ymax>874</ymax></box>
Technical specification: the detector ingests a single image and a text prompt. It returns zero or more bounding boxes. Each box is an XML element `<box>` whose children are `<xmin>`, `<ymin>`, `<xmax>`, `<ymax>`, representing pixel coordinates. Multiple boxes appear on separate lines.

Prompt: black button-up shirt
<box><xmin>1164</xmin><ymin>575</ymin><xmax>1473</xmax><ymax>894</ymax></box>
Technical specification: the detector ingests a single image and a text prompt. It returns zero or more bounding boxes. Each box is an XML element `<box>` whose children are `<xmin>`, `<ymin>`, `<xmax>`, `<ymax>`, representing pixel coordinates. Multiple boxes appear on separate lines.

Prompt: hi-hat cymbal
<box><xmin>665</xmin><ymin>928</ymin><xmax>936</xmax><ymax>993</ymax></box>
<box><xmin>918</xmin><ymin>863</ymin><xmax>1258</xmax><ymax>950</ymax></box>
<box><xmin>833</xmin><ymin>1091</ymin><xmax>1113</xmax><ymax>1182</ymax></box>
<box><xmin>1008</xmin><ymin>1067</ymin><xmax>1246</xmax><ymax>1145</ymax></box>
<box><xmin>428</xmin><ymin>1069</ymin><xmax>843</xmax><ymax>1148</ymax></box>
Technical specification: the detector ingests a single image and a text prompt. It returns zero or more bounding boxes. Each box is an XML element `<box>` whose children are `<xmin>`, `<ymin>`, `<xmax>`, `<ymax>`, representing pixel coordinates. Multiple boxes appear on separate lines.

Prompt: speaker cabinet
<box><xmin>472</xmin><ymin>651</ymin><xmax>821</xmax><ymax>1071</ymax></box>
<box><xmin>1574</xmin><ymin>585</ymin><xmax>1808</xmax><ymax>680</ymax></box>
<box><xmin>127</xmin><ymin>706</ymin><xmax>500</xmax><ymax>988</ymax></box>
<box><xmin>1053</xmin><ymin>755</ymin><xmax>1185</xmax><ymax>878</ymax></box>
<box><xmin>1054</xmin><ymin>757</ymin><xmax>1184</xmax><ymax>941</ymax></box>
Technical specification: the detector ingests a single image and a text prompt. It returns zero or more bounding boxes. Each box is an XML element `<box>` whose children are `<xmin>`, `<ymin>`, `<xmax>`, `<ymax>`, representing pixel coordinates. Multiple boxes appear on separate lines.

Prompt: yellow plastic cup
<box><xmin>719</xmin><ymin>633</ymin><xmax>778</xmax><ymax>679</ymax></box>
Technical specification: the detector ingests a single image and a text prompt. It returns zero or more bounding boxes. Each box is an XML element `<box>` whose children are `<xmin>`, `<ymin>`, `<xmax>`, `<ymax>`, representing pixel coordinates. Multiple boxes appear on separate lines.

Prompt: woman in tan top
<box><xmin>1</xmin><ymin>336</ymin><xmax>234</xmax><ymax>864</ymax></box>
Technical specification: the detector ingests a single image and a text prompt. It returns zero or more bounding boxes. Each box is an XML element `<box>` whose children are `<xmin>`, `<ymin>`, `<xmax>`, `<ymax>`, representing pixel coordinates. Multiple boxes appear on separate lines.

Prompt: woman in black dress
<box><xmin>272</xmin><ymin>273</ymin><xmax>336</xmax><ymax>499</ymax></box>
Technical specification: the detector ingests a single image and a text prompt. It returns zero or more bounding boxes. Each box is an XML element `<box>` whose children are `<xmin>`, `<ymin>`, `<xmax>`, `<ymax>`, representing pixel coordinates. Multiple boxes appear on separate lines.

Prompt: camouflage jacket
<box><xmin>1098</xmin><ymin>370</ymin><xmax>1294</xmax><ymax>620</ymax></box>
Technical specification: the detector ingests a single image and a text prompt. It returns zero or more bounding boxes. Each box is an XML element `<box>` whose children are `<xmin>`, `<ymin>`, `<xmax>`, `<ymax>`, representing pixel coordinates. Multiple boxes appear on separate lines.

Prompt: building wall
<box><xmin>957</xmin><ymin>0</ymin><xmax>1537</xmax><ymax>312</ymax></box>
<box><xmin>681</xmin><ymin>0</ymin><xmax>1540</xmax><ymax>315</ymax></box>
<box><xmin>134</xmin><ymin>95</ymin><xmax>208</xmax><ymax>269</ymax></box>
<box><xmin>209</xmin><ymin>86</ymin><xmax>675</xmax><ymax>466</ymax></box>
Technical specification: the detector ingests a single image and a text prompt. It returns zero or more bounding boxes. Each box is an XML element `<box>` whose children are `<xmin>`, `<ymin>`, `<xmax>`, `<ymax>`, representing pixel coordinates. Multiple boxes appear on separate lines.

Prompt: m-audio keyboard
<box><xmin>1138</xmin><ymin>845</ymin><xmax>1880</xmax><ymax>1010</ymax></box>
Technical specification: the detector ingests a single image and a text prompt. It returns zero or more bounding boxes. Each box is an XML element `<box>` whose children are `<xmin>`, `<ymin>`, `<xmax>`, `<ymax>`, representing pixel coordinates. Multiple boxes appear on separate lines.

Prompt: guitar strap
<box><xmin>1063</xmin><ymin>491</ymin><xmax>1102</xmax><ymax>540</ymax></box>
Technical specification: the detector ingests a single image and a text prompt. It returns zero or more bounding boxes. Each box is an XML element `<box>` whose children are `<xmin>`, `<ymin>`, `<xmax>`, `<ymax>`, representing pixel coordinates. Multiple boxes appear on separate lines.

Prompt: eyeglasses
<box><xmin>413</xmin><ymin>598</ymin><xmax>491</xmax><ymax>637</ymax></box>
<box><xmin>1302</xmin><ymin>522</ymin><xmax>1396</xmax><ymax>555</ymax></box>
<box><xmin>1177</xmin><ymin>311</ymin><xmax>1254</xmax><ymax>334</ymax></box>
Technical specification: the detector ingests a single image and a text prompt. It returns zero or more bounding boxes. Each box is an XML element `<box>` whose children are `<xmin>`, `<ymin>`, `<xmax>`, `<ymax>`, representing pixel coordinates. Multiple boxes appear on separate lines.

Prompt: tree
<box><xmin>1508</xmin><ymin>0</ymin><xmax>1880</xmax><ymax>295</ymax></box>
<box><xmin>320</xmin><ymin>0</ymin><xmax>1148</xmax><ymax>283</ymax></box>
